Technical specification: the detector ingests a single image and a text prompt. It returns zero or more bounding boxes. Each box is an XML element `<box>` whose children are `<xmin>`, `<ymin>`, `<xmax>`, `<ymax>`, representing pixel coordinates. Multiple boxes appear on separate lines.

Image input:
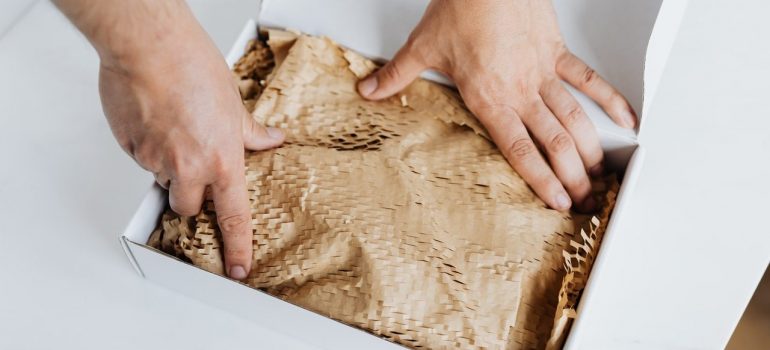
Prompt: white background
<box><xmin>0</xmin><ymin>1</ymin><xmax>768</xmax><ymax>349</ymax></box>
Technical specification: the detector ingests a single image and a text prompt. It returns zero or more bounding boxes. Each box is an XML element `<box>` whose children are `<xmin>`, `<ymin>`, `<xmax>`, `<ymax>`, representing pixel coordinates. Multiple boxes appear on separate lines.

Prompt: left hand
<box><xmin>357</xmin><ymin>0</ymin><xmax>637</xmax><ymax>212</ymax></box>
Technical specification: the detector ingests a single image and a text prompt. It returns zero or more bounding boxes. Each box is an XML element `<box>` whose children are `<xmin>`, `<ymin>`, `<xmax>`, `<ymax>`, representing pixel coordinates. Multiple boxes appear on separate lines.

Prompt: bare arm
<box><xmin>53</xmin><ymin>0</ymin><xmax>283</xmax><ymax>279</ymax></box>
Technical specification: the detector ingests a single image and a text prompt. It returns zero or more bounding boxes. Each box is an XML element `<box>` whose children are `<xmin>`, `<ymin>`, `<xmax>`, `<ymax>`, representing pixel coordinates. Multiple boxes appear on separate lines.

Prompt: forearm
<box><xmin>53</xmin><ymin>0</ymin><xmax>208</xmax><ymax>69</ymax></box>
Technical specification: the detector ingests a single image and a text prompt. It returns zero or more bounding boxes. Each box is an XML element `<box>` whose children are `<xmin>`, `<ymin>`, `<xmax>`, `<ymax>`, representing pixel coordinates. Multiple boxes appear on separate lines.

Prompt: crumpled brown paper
<box><xmin>148</xmin><ymin>30</ymin><xmax>618</xmax><ymax>349</ymax></box>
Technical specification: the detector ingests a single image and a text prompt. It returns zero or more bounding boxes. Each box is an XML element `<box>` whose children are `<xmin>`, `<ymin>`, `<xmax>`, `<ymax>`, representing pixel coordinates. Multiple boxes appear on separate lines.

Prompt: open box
<box><xmin>120</xmin><ymin>0</ymin><xmax>688</xmax><ymax>348</ymax></box>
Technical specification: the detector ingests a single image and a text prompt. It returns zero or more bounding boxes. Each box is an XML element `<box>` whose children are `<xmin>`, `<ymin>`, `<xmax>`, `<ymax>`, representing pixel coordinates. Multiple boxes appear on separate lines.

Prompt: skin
<box><xmin>358</xmin><ymin>0</ymin><xmax>637</xmax><ymax>211</ymax></box>
<box><xmin>54</xmin><ymin>0</ymin><xmax>636</xmax><ymax>279</ymax></box>
<box><xmin>53</xmin><ymin>0</ymin><xmax>284</xmax><ymax>280</ymax></box>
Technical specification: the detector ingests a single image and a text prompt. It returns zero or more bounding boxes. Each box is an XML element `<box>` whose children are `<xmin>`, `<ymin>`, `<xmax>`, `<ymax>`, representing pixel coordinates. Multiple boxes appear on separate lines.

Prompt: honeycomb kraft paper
<box><xmin>149</xmin><ymin>29</ymin><xmax>619</xmax><ymax>350</ymax></box>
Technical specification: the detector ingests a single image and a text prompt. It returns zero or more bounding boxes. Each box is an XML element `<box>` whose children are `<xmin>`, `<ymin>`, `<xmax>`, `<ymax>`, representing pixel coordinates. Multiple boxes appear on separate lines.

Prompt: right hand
<box><xmin>98</xmin><ymin>13</ymin><xmax>283</xmax><ymax>280</ymax></box>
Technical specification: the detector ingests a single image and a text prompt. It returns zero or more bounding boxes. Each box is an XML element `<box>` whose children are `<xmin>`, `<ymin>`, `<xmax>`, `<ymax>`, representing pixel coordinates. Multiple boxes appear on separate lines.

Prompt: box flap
<box><xmin>259</xmin><ymin>0</ymin><xmax>688</xmax><ymax>142</ymax></box>
<box><xmin>121</xmin><ymin>184</ymin><xmax>166</xmax><ymax>243</ymax></box>
<box><xmin>640</xmin><ymin>0</ymin><xmax>689</xmax><ymax>140</ymax></box>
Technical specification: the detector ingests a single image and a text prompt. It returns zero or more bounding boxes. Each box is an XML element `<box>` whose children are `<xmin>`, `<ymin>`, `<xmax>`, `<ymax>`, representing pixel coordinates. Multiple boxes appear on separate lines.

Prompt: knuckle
<box><xmin>465</xmin><ymin>94</ymin><xmax>517</xmax><ymax>121</ymax></box>
<box><xmin>581</xmin><ymin>67</ymin><xmax>598</xmax><ymax>87</ymax></box>
<box><xmin>515</xmin><ymin>80</ymin><xmax>532</xmax><ymax>100</ymax></box>
<box><xmin>212</xmin><ymin>156</ymin><xmax>236</xmax><ymax>178</ymax></box>
<box><xmin>547</xmin><ymin>131</ymin><xmax>574</xmax><ymax>155</ymax></box>
<box><xmin>461</xmin><ymin>74</ymin><xmax>529</xmax><ymax>114</ymax></box>
<box><xmin>213</xmin><ymin>162</ymin><xmax>229</xmax><ymax>178</ymax></box>
<box><xmin>563</xmin><ymin>105</ymin><xmax>585</xmax><ymax>127</ymax></box>
<box><xmin>218</xmin><ymin>213</ymin><xmax>252</xmax><ymax>235</ymax></box>
<box><xmin>472</xmin><ymin>102</ymin><xmax>506</xmax><ymax>118</ymax></box>
<box><xmin>165</xmin><ymin>147</ymin><xmax>187</xmax><ymax>171</ymax></box>
<box><xmin>506</xmin><ymin>137</ymin><xmax>538</xmax><ymax>160</ymax></box>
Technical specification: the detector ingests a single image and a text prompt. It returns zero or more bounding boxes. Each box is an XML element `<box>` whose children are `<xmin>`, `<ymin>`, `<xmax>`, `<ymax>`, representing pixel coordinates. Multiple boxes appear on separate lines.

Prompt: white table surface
<box><xmin>0</xmin><ymin>1</ymin><xmax>767</xmax><ymax>349</ymax></box>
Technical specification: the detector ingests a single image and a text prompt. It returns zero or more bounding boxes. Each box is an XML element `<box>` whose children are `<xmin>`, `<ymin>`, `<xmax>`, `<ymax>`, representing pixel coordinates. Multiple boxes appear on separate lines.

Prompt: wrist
<box><xmin>97</xmin><ymin>19</ymin><xmax>206</xmax><ymax>75</ymax></box>
<box><xmin>97</xmin><ymin>15</ymin><xmax>203</xmax><ymax>73</ymax></box>
<box><xmin>56</xmin><ymin>0</ymin><xmax>204</xmax><ymax>73</ymax></box>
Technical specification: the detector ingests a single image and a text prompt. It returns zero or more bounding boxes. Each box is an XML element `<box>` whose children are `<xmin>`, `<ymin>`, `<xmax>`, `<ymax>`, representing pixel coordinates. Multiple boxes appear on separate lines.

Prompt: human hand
<box><xmin>54</xmin><ymin>0</ymin><xmax>284</xmax><ymax>279</ymax></box>
<box><xmin>358</xmin><ymin>0</ymin><xmax>637</xmax><ymax>211</ymax></box>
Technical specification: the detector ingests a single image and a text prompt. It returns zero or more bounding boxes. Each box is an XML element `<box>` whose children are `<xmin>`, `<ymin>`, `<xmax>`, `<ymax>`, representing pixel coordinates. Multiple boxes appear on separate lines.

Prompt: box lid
<box><xmin>258</xmin><ymin>0</ymin><xmax>688</xmax><ymax>142</ymax></box>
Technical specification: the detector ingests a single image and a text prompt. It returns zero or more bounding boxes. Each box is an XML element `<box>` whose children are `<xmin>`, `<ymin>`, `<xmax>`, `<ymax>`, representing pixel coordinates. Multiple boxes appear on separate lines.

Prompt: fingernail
<box><xmin>555</xmin><ymin>193</ymin><xmax>571</xmax><ymax>210</ymax></box>
<box><xmin>590</xmin><ymin>162</ymin><xmax>604</xmax><ymax>177</ymax></box>
<box><xmin>582</xmin><ymin>196</ymin><xmax>597</xmax><ymax>212</ymax></box>
<box><xmin>266</xmin><ymin>127</ymin><xmax>284</xmax><ymax>140</ymax></box>
<box><xmin>622</xmin><ymin>109</ymin><xmax>637</xmax><ymax>129</ymax></box>
<box><xmin>358</xmin><ymin>76</ymin><xmax>378</xmax><ymax>97</ymax></box>
<box><xmin>229</xmin><ymin>265</ymin><xmax>247</xmax><ymax>280</ymax></box>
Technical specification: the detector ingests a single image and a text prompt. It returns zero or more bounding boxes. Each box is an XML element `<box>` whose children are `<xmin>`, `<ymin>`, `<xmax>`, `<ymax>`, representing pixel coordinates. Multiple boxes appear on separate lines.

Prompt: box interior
<box><xmin>120</xmin><ymin>19</ymin><xmax>642</xmax><ymax>350</ymax></box>
<box><xmin>120</xmin><ymin>0</ymin><xmax>689</xmax><ymax>346</ymax></box>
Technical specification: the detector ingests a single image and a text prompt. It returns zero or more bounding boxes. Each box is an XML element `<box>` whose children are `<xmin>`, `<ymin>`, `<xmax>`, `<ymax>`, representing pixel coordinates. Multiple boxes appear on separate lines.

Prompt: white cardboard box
<box><xmin>120</xmin><ymin>1</ymin><xmax>688</xmax><ymax>348</ymax></box>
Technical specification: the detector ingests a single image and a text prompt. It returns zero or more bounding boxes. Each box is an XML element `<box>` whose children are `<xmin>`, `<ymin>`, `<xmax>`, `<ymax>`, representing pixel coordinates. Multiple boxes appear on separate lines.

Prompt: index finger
<box><xmin>211</xmin><ymin>166</ymin><xmax>253</xmax><ymax>280</ymax></box>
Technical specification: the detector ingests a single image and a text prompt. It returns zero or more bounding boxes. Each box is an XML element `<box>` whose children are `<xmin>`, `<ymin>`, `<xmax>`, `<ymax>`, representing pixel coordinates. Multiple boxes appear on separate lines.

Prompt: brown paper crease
<box><xmin>150</xmin><ymin>31</ymin><xmax>619</xmax><ymax>349</ymax></box>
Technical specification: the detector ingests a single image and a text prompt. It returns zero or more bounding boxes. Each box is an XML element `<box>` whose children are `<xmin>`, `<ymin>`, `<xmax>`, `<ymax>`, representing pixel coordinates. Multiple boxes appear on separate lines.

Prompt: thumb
<box><xmin>357</xmin><ymin>44</ymin><xmax>426</xmax><ymax>100</ymax></box>
<box><xmin>242</xmin><ymin>114</ymin><xmax>285</xmax><ymax>151</ymax></box>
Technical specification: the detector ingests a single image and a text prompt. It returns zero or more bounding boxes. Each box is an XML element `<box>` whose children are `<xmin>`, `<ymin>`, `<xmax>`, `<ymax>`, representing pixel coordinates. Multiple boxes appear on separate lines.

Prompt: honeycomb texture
<box><xmin>149</xmin><ymin>32</ymin><xmax>617</xmax><ymax>349</ymax></box>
